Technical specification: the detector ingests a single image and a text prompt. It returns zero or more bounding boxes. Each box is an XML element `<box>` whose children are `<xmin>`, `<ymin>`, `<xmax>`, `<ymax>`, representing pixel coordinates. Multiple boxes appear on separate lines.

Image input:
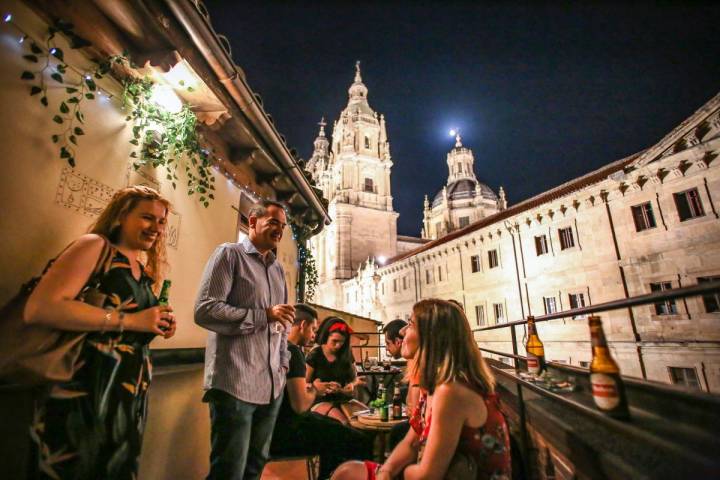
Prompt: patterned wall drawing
<box><xmin>126</xmin><ymin>163</ymin><xmax>160</xmax><ymax>191</ymax></box>
<box><xmin>166</xmin><ymin>211</ymin><xmax>181</xmax><ymax>249</ymax></box>
<box><xmin>55</xmin><ymin>166</ymin><xmax>114</xmax><ymax>218</ymax></box>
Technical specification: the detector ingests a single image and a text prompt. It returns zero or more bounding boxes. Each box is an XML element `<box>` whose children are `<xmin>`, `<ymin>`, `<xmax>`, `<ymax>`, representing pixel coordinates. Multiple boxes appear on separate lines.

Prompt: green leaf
<box><xmin>59</xmin><ymin>102</ymin><xmax>69</xmax><ymax>114</ymax></box>
<box><xmin>23</xmin><ymin>54</ymin><xmax>38</xmax><ymax>63</ymax></box>
<box><xmin>56</xmin><ymin>64</ymin><xmax>67</xmax><ymax>74</ymax></box>
<box><xmin>67</xmin><ymin>97</ymin><xmax>80</xmax><ymax>104</ymax></box>
<box><xmin>51</xmin><ymin>72</ymin><xmax>63</xmax><ymax>83</ymax></box>
<box><xmin>204</xmin><ymin>202</ymin><xmax>209</xmax><ymax>208</ymax></box>
<box><xmin>129</xmin><ymin>139</ymin><xmax>139</xmax><ymax>146</ymax></box>
<box><xmin>85</xmin><ymin>93</ymin><xmax>95</xmax><ymax>100</ymax></box>
<box><xmin>85</xmin><ymin>77</ymin><xmax>97</xmax><ymax>91</ymax></box>
<box><xmin>187</xmin><ymin>86</ymin><xmax>195</xmax><ymax>92</ymax></box>
<box><xmin>209</xmin><ymin>193</ymin><xmax>215</xmax><ymax>200</ymax></box>
<box><xmin>21</xmin><ymin>71</ymin><xmax>35</xmax><ymax>80</ymax></box>
<box><xmin>30</xmin><ymin>86</ymin><xmax>42</xmax><ymax>96</ymax></box>
<box><xmin>130</xmin><ymin>152</ymin><xmax>137</xmax><ymax>158</ymax></box>
<box><xmin>40</xmin><ymin>96</ymin><xmax>48</xmax><ymax>107</ymax></box>
<box><xmin>75</xmin><ymin>111</ymin><xmax>84</xmax><ymax>123</ymax></box>
<box><xmin>68</xmin><ymin>157</ymin><xmax>76</xmax><ymax>167</ymax></box>
<box><xmin>60</xmin><ymin>147</ymin><xmax>71</xmax><ymax>158</ymax></box>
<box><xmin>66</xmin><ymin>87</ymin><xmax>78</xmax><ymax>94</ymax></box>
<box><xmin>199</xmin><ymin>196</ymin><xmax>206</xmax><ymax>202</ymax></box>
<box><xmin>51</xmin><ymin>48</ymin><xmax>64</xmax><ymax>61</ymax></box>
<box><xmin>74</xmin><ymin>127</ymin><xmax>84</xmax><ymax>136</ymax></box>
<box><xmin>171</xmin><ymin>182</ymin><xmax>176</xmax><ymax>189</ymax></box>
<box><xmin>51</xmin><ymin>134</ymin><xmax>59</xmax><ymax>143</ymax></box>
<box><xmin>53</xmin><ymin>115</ymin><xmax>64</xmax><ymax>124</ymax></box>
<box><xmin>30</xmin><ymin>43</ymin><xmax>42</xmax><ymax>54</ymax></box>
<box><xmin>69</xmin><ymin>135</ymin><xmax>77</xmax><ymax>145</ymax></box>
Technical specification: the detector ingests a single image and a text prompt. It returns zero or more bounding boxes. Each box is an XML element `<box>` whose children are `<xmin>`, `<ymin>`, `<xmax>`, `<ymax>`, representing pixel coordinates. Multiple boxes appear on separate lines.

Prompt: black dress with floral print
<box><xmin>31</xmin><ymin>250</ymin><xmax>158</xmax><ymax>480</ymax></box>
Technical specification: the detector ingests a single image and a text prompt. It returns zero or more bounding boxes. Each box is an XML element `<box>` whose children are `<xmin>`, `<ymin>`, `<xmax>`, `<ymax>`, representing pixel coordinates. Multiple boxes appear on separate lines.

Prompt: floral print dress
<box><xmin>31</xmin><ymin>250</ymin><xmax>158</xmax><ymax>480</ymax></box>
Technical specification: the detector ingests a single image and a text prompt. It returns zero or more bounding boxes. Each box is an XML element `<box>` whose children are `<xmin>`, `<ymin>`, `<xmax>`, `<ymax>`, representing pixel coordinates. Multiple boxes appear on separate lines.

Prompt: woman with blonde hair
<box><xmin>332</xmin><ymin>299</ymin><xmax>511</xmax><ymax>480</ymax></box>
<box><xmin>24</xmin><ymin>185</ymin><xmax>176</xmax><ymax>479</ymax></box>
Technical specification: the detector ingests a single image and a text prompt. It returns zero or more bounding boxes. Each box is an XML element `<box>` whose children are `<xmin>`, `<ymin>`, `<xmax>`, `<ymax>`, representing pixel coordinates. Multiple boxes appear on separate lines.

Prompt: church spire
<box><xmin>455</xmin><ymin>132</ymin><xmax>463</xmax><ymax>148</ymax></box>
<box><xmin>355</xmin><ymin>60</ymin><xmax>362</xmax><ymax>83</ymax></box>
<box><xmin>348</xmin><ymin>60</ymin><xmax>369</xmax><ymax>105</ymax></box>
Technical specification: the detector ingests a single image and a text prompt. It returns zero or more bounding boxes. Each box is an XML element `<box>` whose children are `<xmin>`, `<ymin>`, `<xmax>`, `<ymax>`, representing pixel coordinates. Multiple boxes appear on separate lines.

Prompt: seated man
<box><xmin>270</xmin><ymin>304</ymin><xmax>373</xmax><ymax>479</ymax></box>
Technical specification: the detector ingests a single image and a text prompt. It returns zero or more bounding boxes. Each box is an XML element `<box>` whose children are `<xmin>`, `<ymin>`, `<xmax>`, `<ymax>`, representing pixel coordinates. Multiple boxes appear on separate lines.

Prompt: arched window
<box><xmin>364</xmin><ymin>136</ymin><xmax>370</xmax><ymax>149</ymax></box>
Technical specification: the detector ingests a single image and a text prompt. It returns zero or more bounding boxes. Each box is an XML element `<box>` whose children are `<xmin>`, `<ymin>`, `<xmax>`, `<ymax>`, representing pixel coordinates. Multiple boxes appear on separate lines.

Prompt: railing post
<box><xmin>511</xmin><ymin>322</ymin><xmax>532</xmax><ymax>479</ymax></box>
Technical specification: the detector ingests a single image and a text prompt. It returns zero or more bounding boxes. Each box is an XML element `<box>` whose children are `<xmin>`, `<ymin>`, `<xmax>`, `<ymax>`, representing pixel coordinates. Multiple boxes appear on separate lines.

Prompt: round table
<box><xmin>350</xmin><ymin>412</ymin><xmax>407</xmax><ymax>462</ymax></box>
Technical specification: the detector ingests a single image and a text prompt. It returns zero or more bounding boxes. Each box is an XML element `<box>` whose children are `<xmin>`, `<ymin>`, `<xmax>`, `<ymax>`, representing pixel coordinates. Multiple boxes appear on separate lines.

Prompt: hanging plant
<box><xmin>122</xmin><ymin>78</ymin><xmax>216</xmax><ymax>207</ymax></box>
<box><xmin>291</xmin><ymin>222</ymin><xmax>319</xmax><ymax>302</ymax></box>
<box><xmin>12</xmin><ymin>18</ymin><xmax>216</xmax><ymax>206</ymax></box>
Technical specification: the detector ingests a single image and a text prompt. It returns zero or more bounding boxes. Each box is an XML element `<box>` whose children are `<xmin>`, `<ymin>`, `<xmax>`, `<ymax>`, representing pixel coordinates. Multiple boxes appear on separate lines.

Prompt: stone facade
<box><xmin>341</xmin><ymin>92</ymin><xmax>720</xmax><ymax>393</ymax></box>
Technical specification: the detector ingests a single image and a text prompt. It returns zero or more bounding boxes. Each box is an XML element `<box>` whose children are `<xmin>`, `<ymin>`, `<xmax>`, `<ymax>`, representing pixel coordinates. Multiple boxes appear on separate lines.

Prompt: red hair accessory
<box><xmin>328</xmin><ymin>322</ymin><xmax>353</xmax><ymax>334</ymax></box>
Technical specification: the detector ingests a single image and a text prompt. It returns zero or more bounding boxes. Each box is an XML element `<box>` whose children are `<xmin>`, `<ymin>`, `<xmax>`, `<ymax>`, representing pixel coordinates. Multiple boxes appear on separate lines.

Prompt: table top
<box><xmin>356</xmin><ymin>368</ymin><xmax>403</xmax><ymax>376</ymax></box>
<box><xmin>350</xmin><ymin>412</ymin><xmax>407</xmax><ymax>431</ymax></box>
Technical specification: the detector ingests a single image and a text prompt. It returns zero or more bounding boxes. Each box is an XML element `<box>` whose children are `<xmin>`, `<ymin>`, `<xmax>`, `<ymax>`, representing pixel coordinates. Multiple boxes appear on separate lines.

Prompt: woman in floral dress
<box><xmin>332</xmin><ymin>299</ymin><xmax>511</xmax><ymax>480</ymax></box>
<box><xmin>24</xmin><ymin>186</ymin><xmax>176</xmax><ymax>479</ymax></box>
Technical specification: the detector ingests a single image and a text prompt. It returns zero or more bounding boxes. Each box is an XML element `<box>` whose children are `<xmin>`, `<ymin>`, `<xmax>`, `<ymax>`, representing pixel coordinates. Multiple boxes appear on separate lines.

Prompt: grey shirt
<box><xmin>194</xmin><ymin>237</ymin><xmax>289</xmax><ymax>404</ymax></box>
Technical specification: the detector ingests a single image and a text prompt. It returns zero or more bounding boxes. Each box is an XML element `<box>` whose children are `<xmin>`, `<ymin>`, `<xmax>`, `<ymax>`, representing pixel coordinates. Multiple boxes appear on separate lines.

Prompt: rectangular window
<box><xmin>402</xmin><ymin>276</ymin><xmax>407</xmax><ymax>290</ymax></box>
<box><xmin>631</xmin><ymin>202</ymin><xmax>657</xmax><ymax>231</ymax></box>
<box><xmin>698</xmin><ymin>277</ymin><xmax>720</xmax><ymax>313</ymax></box>
<box><xmin>569</xmin><ymin>293</ymin><xmax>586</xmax><ymax>319</ymax></box>
<box><xmin>579</xmin><ymin>361</ymin><xmax>590</xmax><ymax>368</ymax></box>
<box><xmin>668</xmin><ymin>367</ymin><xmax>701</xmax><ymax>390</ymax></box>
<box><xmin>426</xmin><ymin>270</ymin><xmax>432</xmax><ymax>284</ymax></box>
<box><xmin>493</xmin><ymin>303</ymin><xmax>505</xmax><ymax>323</ymax></box>
<box><xmin>558</xmin><ymin>227</ymin><xmax>575</xmax><ymax>250</ymax></box>
<box><xmin>470</xmin><ymin>255</ymin><xmax>481</xmax><ymax>273</ymax></box>
<box><xmin>364</xmin><ymin>177</ymin><xmax>374</xmax><ymax>193</ymax></box>
<box><xmin>393</xmin><ymin>278</ymin><xmax>397</xmax><ymax>293</ymax></box>
<box><xmin>535</xmin><ymin>235</ymin><xmax>549</xmax><ymax>255</ymax></box>
<box><xmin>674</xmin><ymin>188</ymin><xmax>705</xmax><ymax>221</ymax></box>
<box><xmin>488</xmin><ymin>250</ymin><xmax>499</xmax><ymax>269</ymax></box>
<box><xmin>346</xmin><ymin>292</ymin><xmax>350</xmax><ymax>304</ymax></box>
<box><xmin>437</xmin><ymin>265</ymin><xmax>443</xmax><ymax>282</ymax></box>
<box><xmin>364</xmin><ymin>136</ymin><xmax>370</xmax><ymax>149</ymax></box>
<box><xmin>650</xmin><ymin>282</ymin><xmax>677</xmax><ymax>315</ymax></box>
<box><xmin>543</xmin><ymin>296</ymin><xmax>557</xmax><ymax>314</ymax></box>
<box><xmin>459</xmin><ymin>216</ymin><xmax>470</xmax><ymax>228</ymax></box>
<box><xmin>381</xmin><ymin>283</ymin><xmax>385</xmax><ymax>295</ymax></box>
<box><xmin>475</xmin><ymin>305</ymin><xmax>485</xmax><ymax>326</ymax></box>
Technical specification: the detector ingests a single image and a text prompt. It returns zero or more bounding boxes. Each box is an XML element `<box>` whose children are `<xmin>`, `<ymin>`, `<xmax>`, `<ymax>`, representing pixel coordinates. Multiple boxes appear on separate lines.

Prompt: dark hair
<box><xmin>382</xmin><ymin>319</ymin><xmax>407</xmax><ymax>342</ymax></box>
<box><xmin>316</xmin><ymin>316</ymin><xmax>353</xmax><ymax>365</ymax></box>
<box><xmin>248</xmin><ymin>199</ymin><xmax>286</xmax><ymax>219</ymax></box>
<box><xmin>447</xmin><ymin>299</ymin><xmax>464</xmax><ymax>311</ymax></box>
<box><xmin>293</xmin><ymin>303</ymin><xmax>318</xmax><ymax>325</ymax></box>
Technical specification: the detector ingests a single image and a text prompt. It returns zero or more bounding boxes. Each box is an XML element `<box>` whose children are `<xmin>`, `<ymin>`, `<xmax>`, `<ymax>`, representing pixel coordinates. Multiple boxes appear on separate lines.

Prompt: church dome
<box><xmin>432</xmin><ymin>178</ymin><xmax>497</xmax><ymax>207</ymax></box>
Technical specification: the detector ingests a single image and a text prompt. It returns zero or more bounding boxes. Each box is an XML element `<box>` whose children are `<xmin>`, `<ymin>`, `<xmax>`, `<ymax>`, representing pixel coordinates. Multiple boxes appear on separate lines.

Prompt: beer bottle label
<box><xmin>591</xmin><ymin>373</ymin><xmax>620</xmax><ymax>410</ymax></box>
<box><xmin>527</xmin><ymin>354</ymin><xmax>541</xmax><ymax>374</ymax></box>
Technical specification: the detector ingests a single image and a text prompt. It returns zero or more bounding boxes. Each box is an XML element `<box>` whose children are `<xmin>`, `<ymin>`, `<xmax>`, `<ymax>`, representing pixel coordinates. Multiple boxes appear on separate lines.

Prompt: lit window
<box><xmin>475</xmin><ymin>305</ymin><xmax>485</xmax><ymax>326</ymax></box>
<box><xmin>459</xmin><ymin>216</ymin><xmax>470</xmax><ymax>228</ymax></box>
<box><xmin>470</xmin><ymin>255</ymin><xmax>481</xmax><ymax>273</ymax></box>
<box><xmin>631</xmin><ymin>202</ymin><xmax>657</xmax><ymax>231</ymax></box>
<box><xmin>535</xmin><ymin>235</ymin><xmax>549</xmax><ymax>255</ymax></box>
<box><xmin>698</xmin><ymin>277</ymin><xmax>720</xmax><ymax>313</ymax></box>
<box><xmin>493</xmin><ymin>303</ymin><xmax>505</xmax><ymax>323</ymax></box>
<box><xmin>488</xmin><ymin>250</ymin><xmax>499</xmax><ymax>269</ymax></box>
<box><xmin>668</xmin><ymin>367</ymin><xmax>701</xmax><ymax>390</ymax></box>
<box><xmin>569</xmin><ymin>293</ymin><xmax>586</xmax><ymax>319</ymax></box>
<box><xmin>558</xmin><ymin>227</ymin><xmax>575</xmax><ymax>250</ymax></box>
<box><xmin>650</xmin><ymin>282</ymin><xmax>677</xmax><ymax>315</ymax></box>
<box><xmin>543</xmin><ymin>297</ymin><xmax>557</xmax><ymax>314</ymax></box>
<box><xmin>364</xmin><ymin>177</ymin><xmax>374</xmax><ymax>193</ymax></box>
<box><xmin>674</xmin><ymin>188</ymin><xmax>705</xmax><ymax>221</ymax></box>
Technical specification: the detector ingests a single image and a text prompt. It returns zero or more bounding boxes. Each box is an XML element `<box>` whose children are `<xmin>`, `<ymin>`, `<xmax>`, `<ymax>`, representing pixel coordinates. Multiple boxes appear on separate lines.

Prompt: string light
<box><xmin>18</xmin><ymin>35</ymin><xmax>25</xmax><ymax>44</ymax></box>
<box><xmin>4</xmin><ymin>13</ymin><xmax>12</xmax><ymax>23</ymax></box>
<box><xmin>49</xmin><ymin>47</ymin><xmax>57</xmax><ymax>55</ymax></box>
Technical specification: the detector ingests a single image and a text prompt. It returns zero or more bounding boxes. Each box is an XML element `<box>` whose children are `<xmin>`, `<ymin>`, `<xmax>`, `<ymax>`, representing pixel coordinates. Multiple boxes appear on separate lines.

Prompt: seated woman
<box><xmin>332</xmin><ymin>299</ymin><xmax>511</xmax><ymax>480</ymax></box>
<box><xmin>306</xmin><ymin>316</ymin><xmax>362</xmax><ymax>425</ymax></box>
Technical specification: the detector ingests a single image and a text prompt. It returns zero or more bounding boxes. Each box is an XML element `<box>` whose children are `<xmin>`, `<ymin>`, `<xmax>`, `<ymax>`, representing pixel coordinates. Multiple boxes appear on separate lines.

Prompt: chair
<box><xmin>266</xmin><ymin>454</ymin><xmax>319</xmax><ymax>480</ymax></box>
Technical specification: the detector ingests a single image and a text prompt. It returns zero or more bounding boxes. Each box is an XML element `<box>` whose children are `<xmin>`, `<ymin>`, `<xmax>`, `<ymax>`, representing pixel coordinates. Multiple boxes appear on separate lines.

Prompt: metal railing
<box><xmin>471</xmin><ymin>279</ymin><xmax>720</xmax><ymax>478</ymax></box>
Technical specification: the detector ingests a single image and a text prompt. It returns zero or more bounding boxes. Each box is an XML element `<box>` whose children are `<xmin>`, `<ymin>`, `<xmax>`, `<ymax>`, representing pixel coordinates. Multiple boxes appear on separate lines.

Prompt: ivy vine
<box><xmin>291</xmin><ymin>222</ymin><xmax>319</xmax><ymax>302</ymax></box>
<box><xmin>14</xmin><ymin>19</ymin><xmax>216</xmax><ymax>206</ymax></box>
<box><xmin>122</xmin><ymin>78</ymin><xmax>216</xmax><ymax>207</ymax></box>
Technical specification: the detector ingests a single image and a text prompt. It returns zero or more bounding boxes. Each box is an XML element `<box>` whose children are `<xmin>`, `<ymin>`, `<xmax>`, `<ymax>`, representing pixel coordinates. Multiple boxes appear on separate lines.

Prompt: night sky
<box><xmin>203</xmin><ymin>1</ymin><xmax>720</xmax><ymax>236</ymax></box>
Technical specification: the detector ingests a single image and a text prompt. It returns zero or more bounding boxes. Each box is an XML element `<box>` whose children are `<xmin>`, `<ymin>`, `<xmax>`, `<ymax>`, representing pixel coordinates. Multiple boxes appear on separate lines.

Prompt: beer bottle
<box><xmin>378</xmin><ymin>384</ymin><xmax>389</xmax><ymax>421</ymax></box>
<box><xmin>392</xmin><ymin>384</ymin><xmax>403</xmax><ymax>420</ymax></box>
<box><xmin>588</xmin><ymin>315</ymin><xmax>630</xmax><ymax>420</ymax></box>
<box><xmin>158</xmin><ymin>279</ymin><xmax>172</xmax><ymax>305</ymax></box>
<box><xmin>525</xmin><ymin>316</ymin><xmax>546</xmax><ymax>375</ymax></box>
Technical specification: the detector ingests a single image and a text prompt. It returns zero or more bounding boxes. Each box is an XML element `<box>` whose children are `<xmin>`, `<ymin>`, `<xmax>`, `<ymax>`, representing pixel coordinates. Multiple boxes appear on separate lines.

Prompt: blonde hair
<box><xmin>409</xmin><ymin>298</ymin><xmax>495</xmax><ymax>394</ymax></box>
<box><xmin>89</xmin><ymin>185</ymin><xmax>170</xmax><ymax>289</ymax></box>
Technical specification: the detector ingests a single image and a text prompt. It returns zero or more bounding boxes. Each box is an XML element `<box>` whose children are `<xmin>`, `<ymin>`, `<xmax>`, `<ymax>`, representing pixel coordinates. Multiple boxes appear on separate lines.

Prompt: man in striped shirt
<box><xmin>195</xmin><ymin>200</ymin><xmax>295</xmax><ymax>480</ymax></box>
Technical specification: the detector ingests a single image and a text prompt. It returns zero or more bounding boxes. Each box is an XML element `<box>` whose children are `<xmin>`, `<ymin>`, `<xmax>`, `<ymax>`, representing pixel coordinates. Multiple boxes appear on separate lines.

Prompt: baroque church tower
<box><xmin>308</xmin><ymin>62</ymin><xmax>399</xmax><ymax>308</ymax></box>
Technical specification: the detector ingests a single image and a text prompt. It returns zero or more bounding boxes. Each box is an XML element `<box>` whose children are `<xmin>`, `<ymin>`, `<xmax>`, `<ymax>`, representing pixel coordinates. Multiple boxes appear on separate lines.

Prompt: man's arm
<box><xmin>286</xmin><ymin>378</ymin><xmax>316</xmax><ymax>413</ymax></box>
<box><xmin>194</xmin><ymin>245</ymin><xmax>268</xmax><ymax>335</ymax></box>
